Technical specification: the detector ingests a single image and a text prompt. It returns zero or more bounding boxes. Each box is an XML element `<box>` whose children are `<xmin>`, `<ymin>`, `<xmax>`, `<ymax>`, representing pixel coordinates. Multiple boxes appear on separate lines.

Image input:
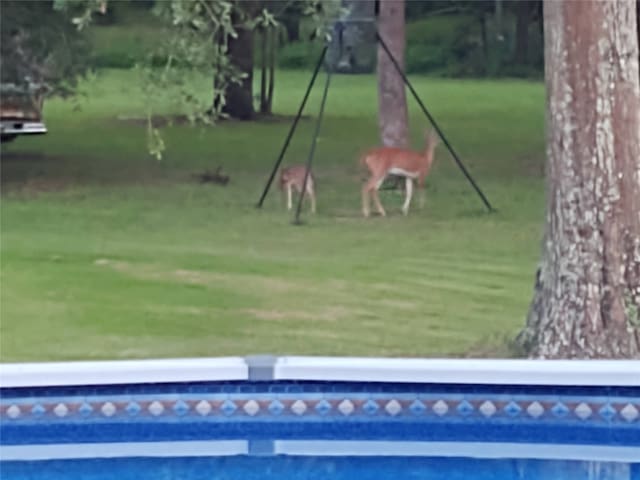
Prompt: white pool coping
<box><xmin>0</xmin><ymin>357</ymin><xmax>249</xmax><ymax>388</ymax></box>
<box><xmin>273</xmin><ymin>440</ymin><xmax>640</xmax><ymax>462</ymax></box>
<box><xmin>1</xmin><ymin>356</ymin><xmax>639</xmax><ymax>388</ymax></box>
<box><xmin>272</xmin><ymin>357</ymin><xmax>640</xmax><ymax>386</ymax></box>
<box><xmin>0</xmin><ymin>441</ymin><xmax>248</xmax><ymax>461</ymax></box>
<box><xmin>2</xmin><ymin>440</ymin><xmax>639</xmax><ymax>463</ymax></box>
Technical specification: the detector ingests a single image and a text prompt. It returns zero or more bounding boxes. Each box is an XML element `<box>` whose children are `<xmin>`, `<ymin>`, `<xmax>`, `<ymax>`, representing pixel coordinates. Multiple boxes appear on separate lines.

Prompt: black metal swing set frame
<box><xmin>256</xmin><ymin>19</ymin><xmax>495</xmax><ymax>225</ymax></box>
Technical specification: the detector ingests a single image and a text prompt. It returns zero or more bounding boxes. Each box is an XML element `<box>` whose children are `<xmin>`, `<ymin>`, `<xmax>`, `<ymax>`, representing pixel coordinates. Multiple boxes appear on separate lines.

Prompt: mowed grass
<box><xmin>0</xmin><ymin>69</ymin><xmax>546</xmax><ymax>361</ymax></box>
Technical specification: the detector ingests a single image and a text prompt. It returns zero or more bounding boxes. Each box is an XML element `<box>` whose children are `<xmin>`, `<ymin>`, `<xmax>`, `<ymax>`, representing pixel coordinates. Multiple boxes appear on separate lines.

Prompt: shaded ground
<box><xmin>115</xmin><ymin>113</ymin><xmax>312</xmax><ymax>128</ymax></box>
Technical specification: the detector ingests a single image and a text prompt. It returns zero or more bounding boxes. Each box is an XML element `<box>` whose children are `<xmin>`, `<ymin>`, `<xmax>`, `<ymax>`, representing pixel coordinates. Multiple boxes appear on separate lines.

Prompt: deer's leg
<box><xmin>417</xmin><ymin>176</ymin><xmax>426</xmax><ymax>209</ymax></box>
<box><xmin>372</xmin><ymin>176</ymin><xmax>387</xmax><ymax>217</ymax></box>
<box><xmin>402</xmin><ymin>177</ymin><xmax>414</xmax><ymax>216</ymax></box>
<box><xmin>362</xmin><ymin>182</ymin><xmax>371</xmax><ymax>217</ymax></box>
<box><xmin>306</xmin><ymin>181</ymin><xmax>316</xmax><ymax>214</ymax></box>
<box><xmin>287</xmin><ymin>184</ymin><xmax>293</xmax><ymax>210</ymax></box>
<box><xmin>362</xmin><ymin>177</ymin><xmax>379</xmax><ymax>217</ymax></box>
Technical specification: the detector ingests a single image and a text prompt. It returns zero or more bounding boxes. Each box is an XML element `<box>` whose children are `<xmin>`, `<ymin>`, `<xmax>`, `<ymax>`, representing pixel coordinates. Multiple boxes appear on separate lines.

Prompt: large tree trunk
<box><xmin>518</xmin><ymin>0</ymin><xmax>640</xmax><ymax>358</ymax></box>
<box><xmin>258</xmin><ymin>27</ymin><xmax>276</xmax><ymax>116</ymax></box>
<box><xmin>267</xmin><ymin>27</ymin><xmax>276</xmax><ymax>114</ymax></box>
<box><xmin>494</xmin><ymin>0</ymin><xmax>505</xmax><ymax>42</ymax></box>
<box><xmin>222</xmin><ymin>23</ymin><xmax>254</xmax><ymax>120</ymax></box>
<box><xmin>259</xmin><ymin>27</ymin><xmax>268</xmax><ymax>115</ymax></box>
<box><xmin>282</xmin><ymin>14</ymin><xmax>299</xmax><ymax>42</ymax></box>
<box><xmin>376</xmin><ymin>0</ymin><xmax>409</xmax><ymax>149</ymax></box>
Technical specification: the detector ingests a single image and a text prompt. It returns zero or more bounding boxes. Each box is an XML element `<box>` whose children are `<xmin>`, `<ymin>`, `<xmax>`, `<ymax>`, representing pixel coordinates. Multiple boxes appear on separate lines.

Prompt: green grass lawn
<box><xmin>0</xmin><ymin>69</ymin><xmax>546</xmax><ymax>361</ymax></box>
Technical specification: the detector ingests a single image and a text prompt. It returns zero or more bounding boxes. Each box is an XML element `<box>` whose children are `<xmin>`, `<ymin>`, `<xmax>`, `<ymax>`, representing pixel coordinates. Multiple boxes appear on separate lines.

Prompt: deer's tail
<box><xmin>424</xmin><ymin>128</ymin><xmax>440</xmax><ymax>155</ymax></box>
<box><xmin>426</xmin><ymin>128</ymin><xmax>440</xmax><ymax>147</ymax></box>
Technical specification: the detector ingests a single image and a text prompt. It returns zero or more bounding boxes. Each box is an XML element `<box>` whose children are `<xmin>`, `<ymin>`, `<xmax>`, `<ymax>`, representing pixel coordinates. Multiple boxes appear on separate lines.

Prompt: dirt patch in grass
<box><xmin>94</xmin><ymin>260</ymin><xmax>311</xmax><ymax>296</ymax></box>
<box><xmin>10</xmin><ymin>177</ymin><xmax>72</xmax><ymax>196</ymax></box>
<box><xmin>377</xmin><ymin>298</ymin><xmax>419</xmax><ymax>310</ymax></box>
<box><xmin>172</xmin><ymin>268</ymin><xmax>299</xmax><ymax>294</ymax></box>
<box><xmin>243</xmin><ymin>307</ymin><xmax>345</xmax><ymax>323</ymax></box>
<box><xmin>0</xmin><ymin>152</ymin><xmax>76</xmax><ymax>196</ymax></box>
<box><xmin>0</xmin><ymin>150</ymin><xmax>192</xmax><ymax>193</ymax></box>
<box><xmin>0</xmin><ymin>151</ymin><xmax>65</xmax><ymax>164</ymax></box>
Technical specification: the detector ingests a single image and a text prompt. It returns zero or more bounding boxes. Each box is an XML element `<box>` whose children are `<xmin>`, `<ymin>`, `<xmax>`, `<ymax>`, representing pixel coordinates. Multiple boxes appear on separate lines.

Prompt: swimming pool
<box><xmin>1</xmin><ymin>357</ymin><xmax>639</xmax><ymax>479</ymax></box>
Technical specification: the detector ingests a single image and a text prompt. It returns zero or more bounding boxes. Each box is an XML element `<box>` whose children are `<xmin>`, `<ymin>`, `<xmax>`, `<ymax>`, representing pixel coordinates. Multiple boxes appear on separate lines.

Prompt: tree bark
<box><xmin>222</xmin><ymin>23</ymin><xmax>254</xmax><ymax>120</ymax></box>
<box><xmin>259</xmin><ymin>27</ymin><xmax>268</xmax><ymax>114</ymax></box>
<box><xmin>518</xmin><ymin>0</ymin><xmax>640</xmax><ymax>358</ymax></box>
<box><xmin>282</xmin><ymin>14</ymin><xmax>299</xmax><ymax>42</ymax></box>
<box><xmin>267</xmin><ymin>27</ymin><xmax>276</xmax><ymax>114</ymax></box>
<box><xmin>376</xmin><ymin>0</ymin><xmax>409</xmax><ymax>149</ymax></box>
<box><xmin>259</xmin><ymin>27</ymin><xmax>276</xmax><ymax>116</ymax></box>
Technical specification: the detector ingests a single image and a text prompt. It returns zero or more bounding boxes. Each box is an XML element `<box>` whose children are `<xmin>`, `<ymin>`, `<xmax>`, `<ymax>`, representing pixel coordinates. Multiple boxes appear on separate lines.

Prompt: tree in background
<box><xmin>220</xmin><ymin>0</ymin><xmax>261</xmax><ymax>120</ymax></box>
<box><xmin>376</xmin><ymin>0</ymin><xmax>409</xmax><ymax>149</ymax></box>
<box><xmin>512</xmin><ymin>0</ymin><xmax>538</xmax><ymax>66</ymax></box>
<box><xmin>256</xmin><ymin>11</ymin><xmax>280</xmax><ymax>116</ymax></box>
<box><xmin>48</xmin><ymin>0</ymin><xmax>342</xmax><ymax>157</ymax></box>
<box><xmin>281</xmin><ymin>2</ymin><xmax>304</xmax><ymax>42</ymax></box>
<box><xmin>402</xmin><ymin>1</ymin><xmax>544</xmax><ymax>77</ymax></box>
<box><xmin>518</xmin><ymin>0</ymin><xmax>640</xmax><ymax>358</ymax></box>
<box><xmin>1</xmin><ymin>0</ymin><xmax>90</xmax><ymax>101</ymax></box>
<box><xmin>228</xmin><ymin>1</ymin><xmax>294</xmax><ymax>118</ymax></box>
<box><xmin>483</xmin><ymin>0</ymin><xmax>543</xmax><ymax>75</ymax></box>
<box><xmin>218</xmin><ymin>0</ymin><xmax>346</xmax><ymax>120</ymax></box>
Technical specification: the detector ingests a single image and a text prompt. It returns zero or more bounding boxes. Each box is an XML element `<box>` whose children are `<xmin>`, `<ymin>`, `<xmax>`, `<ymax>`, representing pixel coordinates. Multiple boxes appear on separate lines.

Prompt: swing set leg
<box><xmin>256</xmin><ymin>46</ymin><xmax>328</xmax><ymax>210</ymax></box>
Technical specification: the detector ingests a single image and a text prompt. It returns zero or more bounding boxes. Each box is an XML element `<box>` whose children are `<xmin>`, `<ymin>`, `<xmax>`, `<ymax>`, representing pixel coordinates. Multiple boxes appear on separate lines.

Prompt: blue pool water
<box><xmin>2</xmin><ymin>453</ymin><xmax>639</xmax><ymax>480</ymax></box>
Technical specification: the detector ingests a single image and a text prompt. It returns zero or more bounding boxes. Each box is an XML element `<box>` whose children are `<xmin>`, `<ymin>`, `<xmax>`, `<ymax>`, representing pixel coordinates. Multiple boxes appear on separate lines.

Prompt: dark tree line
<box><xmin>218</xmin><ymin>0</ymin><xmax>549</xmax><ymax>121</ymax></box>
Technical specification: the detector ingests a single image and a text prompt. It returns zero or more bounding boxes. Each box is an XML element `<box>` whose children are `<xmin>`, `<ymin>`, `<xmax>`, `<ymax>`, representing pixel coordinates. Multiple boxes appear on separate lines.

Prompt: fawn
<box><xmin>279</xmin><ymin>164</ymin><xmax>316</xmax><ymax>214</ymax></box>
<box><xmin>360</xmin><ymin>129</ymin><xmax>439</xmax><ymax>217</ymax></box>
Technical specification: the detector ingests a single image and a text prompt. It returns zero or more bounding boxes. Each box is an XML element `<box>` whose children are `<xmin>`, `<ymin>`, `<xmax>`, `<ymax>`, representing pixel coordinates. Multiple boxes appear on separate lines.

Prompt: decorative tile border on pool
<box><xmin>1</xmin><ymin>386</ymin><xmax>639</xmax><ymax>424</ymax></box>
<box><xmin>1</xmin><ymin>357</ymin><xmax>639</xmax><ymax>445</ymax></box>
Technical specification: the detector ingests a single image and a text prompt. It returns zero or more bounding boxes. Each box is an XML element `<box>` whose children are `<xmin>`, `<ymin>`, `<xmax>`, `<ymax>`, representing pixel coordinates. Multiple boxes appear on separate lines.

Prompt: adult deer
<box><xmin>360</xmin><ymin>129</ymin><xmax>439</xmax><ymax>217</ymax></box>
<box><xmin>279</xmin><ymin>164</ymin><xmax>316</xmax><ymax>214</ymax></box>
